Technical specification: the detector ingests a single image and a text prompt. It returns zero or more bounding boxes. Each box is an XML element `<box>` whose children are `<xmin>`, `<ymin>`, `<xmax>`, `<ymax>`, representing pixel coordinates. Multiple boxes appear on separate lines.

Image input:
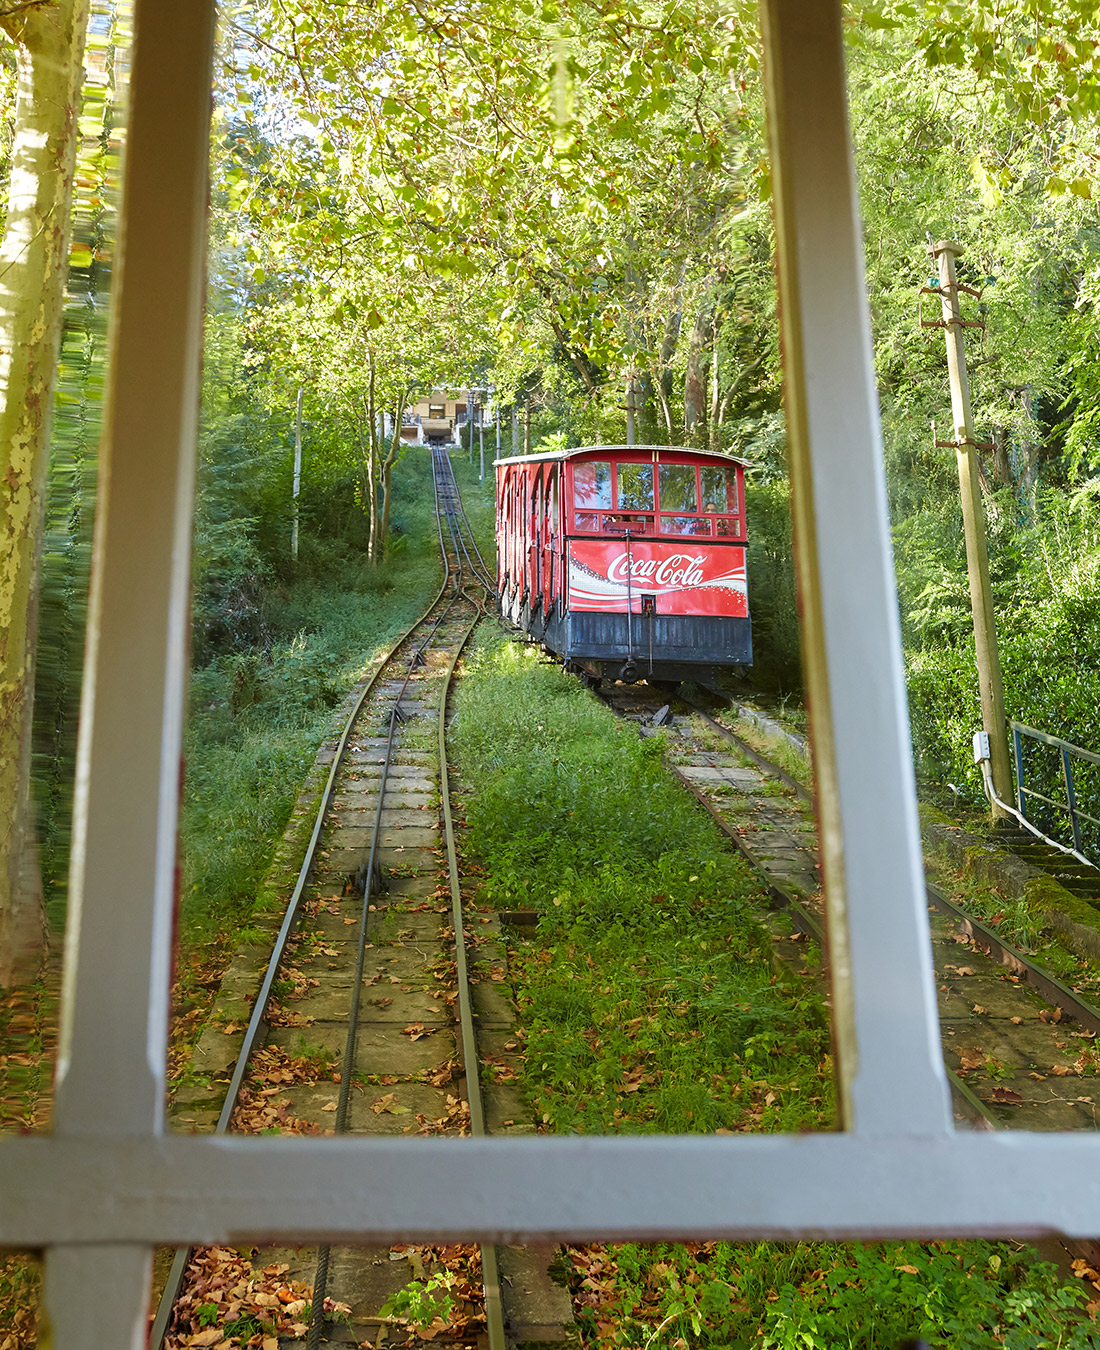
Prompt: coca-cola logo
<box><xmin>608</xmin><ymin>552</ymin><xmax>706</xmax><ymax>588</ymax></box>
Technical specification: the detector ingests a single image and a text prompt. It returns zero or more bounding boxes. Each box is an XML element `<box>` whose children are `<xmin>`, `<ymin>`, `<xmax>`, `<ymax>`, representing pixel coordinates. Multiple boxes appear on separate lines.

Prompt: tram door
<box><xmin>529</xmin><ymin>470</ymin><xmax>542</xmax><ymax>604</ymax></box>
<box><xmin>543</xmin><ymin>466</ymin><xmax>558</xmax><ymax>612</ymax></box>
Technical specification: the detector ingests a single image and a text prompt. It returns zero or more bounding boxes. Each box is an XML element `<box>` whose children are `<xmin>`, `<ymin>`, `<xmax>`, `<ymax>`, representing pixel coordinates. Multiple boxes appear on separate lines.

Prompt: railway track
<box><xmin>598</xmin><ymin>683</ymin><xmax>1100</xmax><ymax>1146</ymax></box>
<box><xmin>154</xmin><ymin>450</ymin><xmax>513</xmax><ymax>1350</ymax></box>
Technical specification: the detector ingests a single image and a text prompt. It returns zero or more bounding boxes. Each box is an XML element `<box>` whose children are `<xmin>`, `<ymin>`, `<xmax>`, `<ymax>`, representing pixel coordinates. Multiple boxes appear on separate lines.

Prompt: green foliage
<box><xmin>180</xmin><ymin>447</ymin><xmax>442</xmax><ymax>939</ymax></box>
<box><xmin>576</xmin><ymin>1239</ymin><xmax>1100</xmax><ymax>1349</ymax></box>
<box><xmin>453</xmin><ymin>633</ymin><xmax>751</xmax><ymax>920</ymax></box>
<box><xmin>742</xmin><ymin>476</ymin><xmax>801</xmax><ymax>692</ymax></box>
<box><xmin>901</xmin><ymin>487</ymin><xmax>1100</xmax><ymax>843</ymax></box>
<box><xmin>381</xmin><ymin>1272</ymin><xmax>459</xmax><ymax>1330</ymax></box>
<box><xmin>451</xmin><ymin>629</ymin><xmax>831</xmax><ymax>1134</ymax></box>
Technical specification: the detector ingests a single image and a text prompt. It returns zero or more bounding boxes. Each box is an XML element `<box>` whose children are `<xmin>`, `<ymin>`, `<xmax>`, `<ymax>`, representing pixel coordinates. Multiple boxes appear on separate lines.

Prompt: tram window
<box><xmin>605</xmin><ymin>513</ymin><xmax>654</xmax><ymax>534</ymax></box>
<box><xmin>660</xmin><ymin>515</ymin><xmax>710</xmax><ymax>535</ymax></box>
<box><xmin>658</xmin><ymin>464</ymin><xmax>697</xmax><ymax>513</ymax></box>
<box><xmin>574</xmin><ymin>511</ymin><xmax>601</xmax><ymax>531</ymax></box>
<box><xmin>715</xmin><ymin>517</ymin><xmax>741</xmax><ymax>537</ymax></box>
<box><xmin>573</xmin><ymin>460</ymin><xmax>612</xmax><ymax>510</ymax></box>
<box><xmin>701</xmin><ymin>465</ymin><xmax>738</xmax><ymax>514</ymax></box>
<box><xmin>616</xmin><ymin>462</ymin><xmax>654</xmax><ymax>511</ymax></box>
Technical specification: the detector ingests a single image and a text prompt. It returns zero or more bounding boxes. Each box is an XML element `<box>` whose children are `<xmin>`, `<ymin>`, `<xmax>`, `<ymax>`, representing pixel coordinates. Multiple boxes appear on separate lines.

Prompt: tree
<box><xmin>0</xmin><ymin>0</ymin><xmax>89</xmax><ymax>986</ymax></box>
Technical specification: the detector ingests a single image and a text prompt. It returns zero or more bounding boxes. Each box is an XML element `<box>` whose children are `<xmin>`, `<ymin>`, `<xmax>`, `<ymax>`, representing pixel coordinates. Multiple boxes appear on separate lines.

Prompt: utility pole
<box><xmin>931</xmin><ymin>239</ymin><xmax>1013</xmax><ymax>819</ymax></box>
<box><xmin>478</xmin><ymin>395</ymin><xmax>485</xmax><ymax>482</ymax></box>
<box><xmin>495</xmin><ymin>398</ymin><xmax>501</xmax><ymax>465</ymax></box>
<box><xmin>511</xmin><ymin>406</ymin><xmax>519</xmax><ymax>456</ymax></box>
<box><xmin>291</xmin><ymin>384</ymin><xmax>303</xmax><ymax>561</ymax></box>
<box><xmin>625</xmin><ymin>370</ymin><xmax>636</xmax><ymax>446</ymax></box>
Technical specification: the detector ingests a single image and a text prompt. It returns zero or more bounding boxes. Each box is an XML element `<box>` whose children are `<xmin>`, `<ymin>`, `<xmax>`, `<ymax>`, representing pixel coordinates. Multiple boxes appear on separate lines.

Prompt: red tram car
<box><xmin>495</xmin><ymin>445</ymin><xmax>751</xmax><ymax>685</ymax></box>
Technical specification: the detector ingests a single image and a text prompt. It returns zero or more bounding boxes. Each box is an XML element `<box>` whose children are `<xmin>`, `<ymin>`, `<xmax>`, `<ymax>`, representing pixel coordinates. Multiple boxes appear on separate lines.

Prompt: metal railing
<box><xmin>1010</xmin><ymin>720</ymin><xmax>1100</xmax><ymax>864</ymax></box>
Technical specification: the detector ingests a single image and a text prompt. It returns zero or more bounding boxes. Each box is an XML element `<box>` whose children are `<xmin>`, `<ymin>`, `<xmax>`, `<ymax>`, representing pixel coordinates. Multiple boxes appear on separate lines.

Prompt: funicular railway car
<box><xmin>495</xmin><ymin>445</ymin><xmax>751</xmax><ymax>685</ymax></box>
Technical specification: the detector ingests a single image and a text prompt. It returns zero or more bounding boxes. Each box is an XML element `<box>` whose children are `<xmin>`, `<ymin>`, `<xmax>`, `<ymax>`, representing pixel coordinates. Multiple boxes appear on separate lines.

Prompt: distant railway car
<box><xmin>495</xmin><ymin>445</ymin><xmax>751</xmax><ymax>685</ymax></box>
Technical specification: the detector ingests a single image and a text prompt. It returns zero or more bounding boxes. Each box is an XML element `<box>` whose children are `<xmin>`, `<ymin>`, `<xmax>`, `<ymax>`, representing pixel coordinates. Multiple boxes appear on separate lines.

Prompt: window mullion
<box><xmin>760</xmin><ymin>0</ymin><xmax>953</xmax><ymax>1138</ymax></box>
<box><xmin>44</xmin><ymin>0</ymin><xmax>217</xmax><ymax>1342</ymax></box>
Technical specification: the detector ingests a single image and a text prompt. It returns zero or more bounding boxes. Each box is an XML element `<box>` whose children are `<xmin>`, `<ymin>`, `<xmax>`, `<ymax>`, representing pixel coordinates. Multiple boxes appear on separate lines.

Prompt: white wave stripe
<box><xmin>569</xmin><ymin>564</ymin><xmax>747</xmax><ymax>603</ymax></box>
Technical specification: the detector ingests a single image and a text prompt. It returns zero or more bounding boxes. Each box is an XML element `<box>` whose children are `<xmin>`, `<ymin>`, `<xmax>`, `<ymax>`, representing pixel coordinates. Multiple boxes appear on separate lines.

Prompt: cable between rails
<box><xmin>151</xmin><ymin>452</ymin><xmax>468</xmax><ymax>1348</ymax></box>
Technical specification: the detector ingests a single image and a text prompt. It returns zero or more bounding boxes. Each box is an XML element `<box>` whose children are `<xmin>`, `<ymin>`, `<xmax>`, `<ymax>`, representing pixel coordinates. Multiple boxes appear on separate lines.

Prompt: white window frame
<box><xmin>8</xmin><ymin>3</ymin><xmax>1100</xmax><ymax>1346</ymax></box>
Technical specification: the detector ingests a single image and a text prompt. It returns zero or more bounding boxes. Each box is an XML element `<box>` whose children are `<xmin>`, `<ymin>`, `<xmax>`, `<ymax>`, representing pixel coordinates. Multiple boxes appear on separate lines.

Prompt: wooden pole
<box><xmin>291</xmin><ymin>384</ymin><xmax>303</xmax><ymax>561</ymax></box>
<box><xmin>932</xmin><ymin>240</ymin><xmax>1012</xmax><ymax>819</ymax></box>
<box><xmin>625</xmin><ymin>370</ymin><xmax>636</xmax><ymax>446</ymax></box>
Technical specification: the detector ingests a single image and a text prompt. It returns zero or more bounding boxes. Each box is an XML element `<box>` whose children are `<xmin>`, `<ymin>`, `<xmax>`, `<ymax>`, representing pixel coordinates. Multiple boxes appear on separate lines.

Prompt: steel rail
<box><xmin>436</xmin><ymin>445</ymin><xmax>495</xmax><ymax>592</ymax></box>
<box><xmin>436</xmin><ymin>592</ymin><xmax>508</xmax><ymax>1350</ymax></box>
<box><xmin>307</xmin><ymin>451</ymin><xmax>484</xmax><ymax>1347</ymax></box>
<box><xmin>687</xmin><ymin>695</ymin><xmax>1100</xmax><ymax>1039</ymax></box>
<box><xmin>152</xmin><ymin>452</ymin><xmax>471</xmax><ymax>1347</ymax></box>
<box><xmin>600</xmin><ymin>685</ymin><xmax>1100</xmax><ymax>1136</ymax></box>
<box><xmin>307</xmin><ymin>609</ymin><xmax>474</xmax><ymax>1345</ymax></box>
<box><xmin>150</xmin><ymin>590</ymin><xmax>456</xmax><ymax>1347</ymax></box>
<box><xmin>433</xmin><ymin>446</ymin><xmax>496</xmax><ymax>594</ymax></box>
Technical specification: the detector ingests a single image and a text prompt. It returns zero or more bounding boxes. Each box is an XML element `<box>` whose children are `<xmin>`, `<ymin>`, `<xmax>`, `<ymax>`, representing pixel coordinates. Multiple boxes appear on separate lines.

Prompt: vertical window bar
<box><xmin>45</xmin><ymin>0</ymin><xmax>216</xmax><ymax>1342</ymax></box>
<box><xmin>760</xmin><ymin>0</ymin><xmax>952</xmax><ymax>1138</ymax></box>
<box><xmin>1015</xmin><ymin>726</ymin><xmax>1027</xmax><ymax>821</ymax></box>
<box><xmin>1063</xmin><ymin>748</ymin><xmax>1083</xmax><ymax>855</ymax></box>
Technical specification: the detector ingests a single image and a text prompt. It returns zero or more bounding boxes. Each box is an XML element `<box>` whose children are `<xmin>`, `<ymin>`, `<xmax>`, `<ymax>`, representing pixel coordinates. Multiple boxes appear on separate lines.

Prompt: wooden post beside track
<box><xmin>931</xmin><ymin>240</ymin><xmax>1013</xmax><ymax>821</ymax></box>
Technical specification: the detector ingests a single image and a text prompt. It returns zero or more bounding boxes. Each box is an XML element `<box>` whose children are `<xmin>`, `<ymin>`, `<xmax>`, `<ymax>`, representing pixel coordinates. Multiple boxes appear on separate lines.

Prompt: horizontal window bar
<box><xmin>1011</xmin><ymin>721</ymin><xmax>1100</xmax><ymax>768</ymax></box>
<box><xmin>1018</xmin><ymin>785</ymin><xmax>1100</xmax><ymax>831</ymax></box>
<box><xmin>6</xmin><ymin>1134</ymin><xmax>1100</xmax><ymax>1246</ymax></box>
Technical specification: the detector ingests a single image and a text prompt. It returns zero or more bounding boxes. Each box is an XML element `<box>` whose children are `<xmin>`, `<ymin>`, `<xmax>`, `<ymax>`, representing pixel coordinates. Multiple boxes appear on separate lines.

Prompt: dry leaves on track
<box><xmin>164</xmin><ymin>1247</ymin><xmax>349</xmax><ymax>1349</ymax></box>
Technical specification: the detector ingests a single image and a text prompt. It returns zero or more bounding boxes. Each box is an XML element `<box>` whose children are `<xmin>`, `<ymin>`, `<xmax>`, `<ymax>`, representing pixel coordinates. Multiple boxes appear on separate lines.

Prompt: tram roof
<box><xmin>492</xmin><ymin>444</ymin><xmax>750</xmax><ymax>469</ymax></box>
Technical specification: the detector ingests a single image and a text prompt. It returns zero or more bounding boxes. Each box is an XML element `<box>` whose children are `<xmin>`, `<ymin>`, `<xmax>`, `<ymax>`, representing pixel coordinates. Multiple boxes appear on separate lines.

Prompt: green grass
<box><xmin>569</xmin><ymin>1239</ymin><xmax>1100</xmax><ymax>1349</ymax></box>
<box><xmin>451</xmin><ymin>628</ymin><xmax>832</xmax><ymax>1135</ymax></box>
<box><xmin>180</xmin><ymin>450</ymin><xmax>443</xmax><ymax>945</ymax></box>
<box><xmin>450</xmin><ymin>627</ymin><xmax>1100</xmax><ymax>1349</ymax></box>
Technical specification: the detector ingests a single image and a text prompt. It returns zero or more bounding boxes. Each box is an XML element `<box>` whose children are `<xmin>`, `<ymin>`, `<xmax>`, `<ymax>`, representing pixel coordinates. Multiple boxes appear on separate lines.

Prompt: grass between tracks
<box><xmin>450</xmin><ymin>629</ymin><xmax>1100</xmax><ymax>1350</ymax></box>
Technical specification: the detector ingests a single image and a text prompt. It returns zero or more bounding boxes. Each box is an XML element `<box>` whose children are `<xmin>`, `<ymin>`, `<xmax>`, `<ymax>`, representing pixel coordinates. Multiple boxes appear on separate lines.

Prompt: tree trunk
<box><xmin>636</xmin><ymin>371</ymin><xmax>657</xmax><ymax>443</ymax></box>
<box><xmin>291</xmin><ymin>384</ymin><xmax>303</xmax><ymax>559</ymax></box>
<box><xmin>0</xmin><ymin>0</ymin><xmax>89</xmax><ymax>988</ymax></box>
<box><xmin>366</xmin><ymin>354</ymin><xmax>381</xmax><ymax>564</ymax></box>
<box><xmin>708</xmin><ymin>309</ymin><xmax>723</xmax><ymax>450</ymax></box>
<box><xmin>657</xmin><ymin>300</ymin><xmax>683</xmax><ymax>436</ymax></box>
<box><xmin>1007</xmin><ymin>386</ymin><xmax>1040</xmax><ymax>523</ymax></box>
<box><xmin>683</xmin><ymin>298</ymin><xmax>711</xmax><ymax>439</ymax></box>
<box><xmin>991</xmin><ymin>426</ymin><xmax>1012</xmax><ymax>486</ymax></box>
<box><xmin>379</xmin><ymin>385</ymin><xmax>412</xmax><ymax>552</ymax></box>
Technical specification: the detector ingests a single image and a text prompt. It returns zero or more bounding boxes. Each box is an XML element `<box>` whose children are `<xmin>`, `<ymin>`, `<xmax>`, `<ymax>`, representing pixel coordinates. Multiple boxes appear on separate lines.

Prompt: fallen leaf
<box><xmin>972</xmin><ymin>1004</ymin><xmax>987</xmax><ymax>1015</ymax></box>
<box><xmin>991</xmin><ymin>1086</ymin><xmax>1023</xmax><ymax>1104</ymax></box>
<box><xmin>321</xmin><ymin>1101</ymin><xmax>337</xmax><ymax>1112</ymax></box>
<box><xmin>187</xmin><ymin>1331</ymin><xmax>223</xmax><ymax>1347</ymax></box>
<box><xmin>402</xmin><ymin>1023</ymin><xmax>436</xmax><ymax>1041</ymax></box>
<box><xmin>1040</xmin><ymin>1007</ymin><xmax>1064</xmax><ymax>1024</ymax></box>
<box><xmin>1011</xmin><ymin>1016</ymin><xmax>1023</xmax><ymax>1025</ymax></box>
<box><xmin>896</xmin><ymin>1264</ymin><xmax>920</xmax><ymax>1275</ymax></box>
<box><xmin>957</xmin><ymin>1047</ymin><xmax>984</xmax><ymax>1072</ymax></box>
<box><xmin>1050</xmin><ymin>1064</ymin><xmax>1074</xmax><ymax>1076</ymax></box>
<box><xmin>371</xmin><ymin>1093</ymin><xmax>411</xmax><ymax>1115</ymax></box>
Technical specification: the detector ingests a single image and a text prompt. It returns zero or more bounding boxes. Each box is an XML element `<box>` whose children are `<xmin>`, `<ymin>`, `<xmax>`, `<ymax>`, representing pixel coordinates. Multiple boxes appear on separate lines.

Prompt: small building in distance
<box><xmin>401</xmin><ymin>390</ymin><xmax>492</xmax><ymax>445</ymax></box>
